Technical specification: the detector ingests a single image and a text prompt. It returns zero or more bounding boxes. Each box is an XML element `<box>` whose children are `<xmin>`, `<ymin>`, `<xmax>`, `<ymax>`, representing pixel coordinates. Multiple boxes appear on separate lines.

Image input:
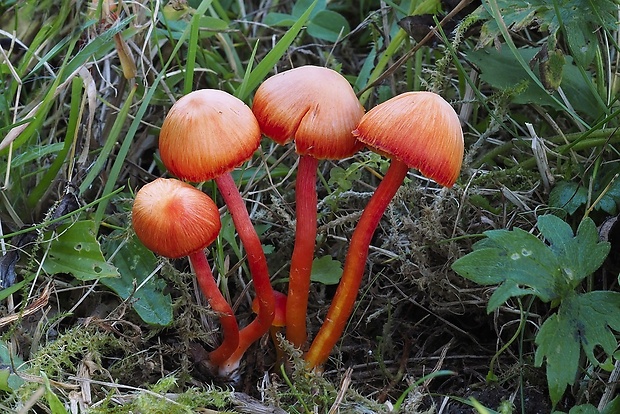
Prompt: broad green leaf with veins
<box><xmin>452</xmin><ymin>215</ymin><xmax>612</xmax><ymax>407</ymax></box>
<box><xmin>452</xmin><ymin>224</ymin><xmax>562</xmax><ymax>309</ymax></box>
<box><xmin>535</xmin><ymin>291</ymin><xmax>620</xmax><ymax>406</ymax></box>
<box><xmin>537</xmin><ymin>215</ymin><xmax>610</xmax><ymax>288</ymax></box>
<box><xmin>102</xmin><ymin>236</ymin><xmax>173</xmax><ymax>327</ymax></box>
<box><xmin>43</xmin><ymin>220</ymin><xmax>119</xmax><ymax>280</ymax></box>
<box><xmin>452</xmin><ymin>215</ymin><xmax>609</xmax><ymax>310</ymax></box>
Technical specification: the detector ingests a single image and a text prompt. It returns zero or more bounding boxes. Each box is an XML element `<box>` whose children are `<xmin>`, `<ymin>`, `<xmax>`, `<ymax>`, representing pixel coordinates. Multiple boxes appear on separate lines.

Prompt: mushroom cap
<box><xmin>252</xmin><ymin>290</ymin><xmax>287</xmax><ymax>327</ymax></box>
<box><xmin>252</xmin><ymin>65</ymin><xmax>365</xmax><ymax>160</ymax></box>
<box><xmin>132</xmin><ymin>178</ymin><xmax>221</xmax><ymax>259</ymax></box>
<box><xmin>159</xmin><ymin>89</ymin><xmax>261</xmax><ymax>182</ymax></box>
<box><xmin>353</xmin><ymin>91</ymin><xmax>464</xmax><ymax>187</ymax></box>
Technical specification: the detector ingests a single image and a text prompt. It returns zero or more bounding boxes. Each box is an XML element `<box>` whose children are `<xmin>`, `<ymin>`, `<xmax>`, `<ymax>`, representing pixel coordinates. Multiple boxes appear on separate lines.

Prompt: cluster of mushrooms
<box><xmin>131</xmin><ymin>65</ymin><xmax>464</xmax><ymax>378</ymax></box>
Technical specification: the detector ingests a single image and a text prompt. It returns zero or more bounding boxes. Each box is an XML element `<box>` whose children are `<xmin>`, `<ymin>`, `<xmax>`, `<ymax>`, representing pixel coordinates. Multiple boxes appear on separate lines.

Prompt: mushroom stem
<box><xmin>305</xmin><ymin>159</ymin><xmax>409</xmax><ymax>368</ymax></box>
<box><xmin>214</xmin><ymin>173</ymin><xmax>276</xmax><ymax>376</ymax></box>
<box><xmin>188</xmin><ymin>250</ymin><xmax>239</xmax><ymax>366</ymax></box>
<box><xmin>286</xmin><ymin>154</ymin><xmax>318</xmax><ymax>347</ymax></box>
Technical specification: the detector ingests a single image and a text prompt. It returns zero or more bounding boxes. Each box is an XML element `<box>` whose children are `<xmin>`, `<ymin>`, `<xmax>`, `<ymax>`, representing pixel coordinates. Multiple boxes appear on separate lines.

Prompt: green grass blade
<box><xmin>93</xmin><ymin>0</ymin><xmax>215</xmax><ymax>228</ymax></box>
<box><xmin>26</xmin><ymin>76</ymin><xmax>84</xmax><ymax>208</ymax></box>
<box><xmin>235</xmin><ymin>0</ymin><xmax>319</xmax><ymax>101</ymax></box>
<box><xmin>79</xmin><ymin>86</ymin><xmax>137</xmax><ymax>195</ymax></box>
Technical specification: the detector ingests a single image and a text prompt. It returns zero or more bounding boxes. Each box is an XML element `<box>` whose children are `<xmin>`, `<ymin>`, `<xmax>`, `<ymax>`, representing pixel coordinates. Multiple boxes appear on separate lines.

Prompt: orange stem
<box><xmin>286</xmin><ymin>155</ymin><xmax>318</xmax><ymax>347</ymax></box>
<box><xmin>188</xmin><ymin>250</ymin><xmax>239</xmax><ymax>366</ymax></box>
<box><xmin>215</xmin><ymin>173</ymin><xmax>275</xmax><ymax>376</ymax></box>
<box><xmin>305</xmin><ymin>160</ymin><xmax>409</xmax><ymax>368</ymax></box>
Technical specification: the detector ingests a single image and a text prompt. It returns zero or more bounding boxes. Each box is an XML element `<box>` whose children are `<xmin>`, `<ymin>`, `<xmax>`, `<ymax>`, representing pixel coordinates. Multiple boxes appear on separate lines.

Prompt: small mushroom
<box><xmin>132</xmin><ymin>178</ymin><xmax>239</xmax><ymax>366</ymax></box>
<box><xmin>251</xmin><ymin>290</ymin><xmax>288</xmax><ymax>368</ymax></box>
<box><xmin>252</xmin><ymin>66</ymin><xmax>365</xmax><ymax>348</ymax></box>
<box><xmin>158</xmin><ymin>89</ymin><xmax>275</xmax><ymax>378</ymax></box>
<box><xmin>305</xmin><ymin>91</ymin><xmax>464</xmax><ymax>368</ymax></box>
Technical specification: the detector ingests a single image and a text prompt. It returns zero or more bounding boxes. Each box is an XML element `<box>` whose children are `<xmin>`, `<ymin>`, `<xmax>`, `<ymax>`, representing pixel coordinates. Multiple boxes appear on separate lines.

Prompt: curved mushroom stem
<box><xmin>214</xmin><ymin>173</ymin><xmax>276</xmax><ymax>376</ymax></box>
<box><xmin>286</xmin><ymin>155</ymin><xmax>318</xmax><ymax>348</ymax></box>
<box><xmin>305</xmin><ymin>159</ymin><xmax>409</xmax><ymax>369</ymax></box>
<box><xmin>188</xmin><ymin>250</ymin><xmax>239</xmax><ymax>366</ymax></box>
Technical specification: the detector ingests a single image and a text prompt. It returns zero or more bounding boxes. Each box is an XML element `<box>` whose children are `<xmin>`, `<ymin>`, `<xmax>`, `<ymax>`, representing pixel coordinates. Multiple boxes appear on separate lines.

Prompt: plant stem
<box><xmin>214</xmin><ymin>173</ymin><xmax>275</xmax><ymax>375</ymax></box>
<box><xmin>188</xmin><ymin>250</ymin><xmax>239</xmax><ymax>366</ymax></box>
<box><xmin>305</xmin><ymin>160</ymin><xmax>409</xmax><ymax>368</ymax></box>
<box><xmin>286</xmin><ymin>155</ymin><xmax>318</xmax><ymax>348</ymax></box>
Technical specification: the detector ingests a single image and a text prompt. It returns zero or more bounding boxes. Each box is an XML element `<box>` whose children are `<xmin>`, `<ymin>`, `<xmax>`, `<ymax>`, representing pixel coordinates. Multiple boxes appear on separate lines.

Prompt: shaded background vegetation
<box><xmin>0</xmin><ymin>0</ymin><xmax>619</xmax><ymax>412</ymax></box>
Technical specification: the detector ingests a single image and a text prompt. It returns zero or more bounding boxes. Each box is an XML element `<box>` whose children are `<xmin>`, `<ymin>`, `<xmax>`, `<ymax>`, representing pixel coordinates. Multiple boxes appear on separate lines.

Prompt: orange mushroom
<box><xmin>252</xmin><ymin>66</ymin><xmax>365</xmax><ymax>348</ymax></box>
<box><xmin>305</xmin><ymin>91</ymin><xmax>464</xmax><ymax>368</ymax></box>
<box><xmin>250</xmin><ymin>290</ymin><xmax>288</xmax><ymax>368</ymax></box>
<box><xmin>132</xmin><ymin>178</ymin><xmax>239</xmax><ymax>366</ymax></box>
<box><xmin>158</xmin><ymin>89</ymin><xmax>275</xmax><ymax>377</ymax></box>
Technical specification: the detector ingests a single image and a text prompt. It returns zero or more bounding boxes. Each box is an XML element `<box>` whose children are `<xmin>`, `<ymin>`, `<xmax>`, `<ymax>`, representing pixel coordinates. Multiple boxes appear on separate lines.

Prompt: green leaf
<box><xmin>467</xmin><ymin>46</ymin><xmax>602</xmax><ymax>117</ymax></box>
<box><xmin>328</xmin><ymin>164</ymin><xmax>362</xmax><ymax>191</ymax></box>
<box><xmin>198</xmin><ymin>16</ymin><xmax>228</xmax><ymax>31</ymax></box>
<box><xmin>476</xmin><ymin>0</ymin><xmax>618</xmax><ymax>60</ymax></box>
<box><xmin>102</xmin><ymin>236</ymin><xmax>173</xmax><ymax>327</ymax></box>
<box><xmin>537</xmin><ymin>215</ymin><xmax>610</xmax><ymax>287</ymax></box>
<box><xmin>602</xmin><ymin>395</ymin><xmax>620</xmax><ymax>414</ymax></box>
<box><xmin>486</xmin><ymin>281</ymin><xmax>534</xmax><ymax>312</ymax></box>
<box><xmin>452</xmin><ymin>216</ymin><xmax>610</xmax><ymax>312</ymax></box>
<box><xmin>43</xmin><ymin>220</ymin><xmax>119</xmax><ymax>281</ymax></box>
<box><xmin>0</xmin><ymin>340</ymin><xmax>26</xmax><ymax>392</ymax></box>
<box><xmin>550</xmin><ymin>167</ymin><xmax>620</xmax><ymax>216</ymax></box>
<box><xmin>568</xmin><ymin>404</ymin><xmax>600</xmax><ymax>414</ymax></box>
<box><xmin>263</xmin><ymin>12</ymin><xmax>297</xmax><ymax>27</ymax></box>
<box><xmin>235</xmin><ymin>0</ymin><xmax>318</xmax><ymax>100</ymax></box>
<box><xmin>535</xmin><ymin>291</ymin><xmax>620</xmax><ymax>407</ymax></box>
<box><xmin>452</xmin><ymin>226</ymin><xmax>561</xmax><ymax>309</ymax></box>
<box><xmin>292</xmin><ymin>0</ymin><xmax>326</xmax><ymax>19</ymax></box>
<box><xmin>310</xmin><ymin>255</ymin><xmax>342</xmax><ymax>285</ymax></box>
<box><xmin>549</xmin><ymin>181</ymin><xmax>589</xmax><ymax>215</ymax></box>
<box><xmin>306</xmin><ymin>10</ymin><xmax>350</xmax><ymax>42</ymax></box>
<box><xmin>43</xmin><ymin>372</ymin><xmax>68</xmax><ymax>414</ymax></box>
<box><xmin>412</xmin><ymin>0</ymin><xmax>443</xmax><ymax>15</ymax></box>
<box><xmin>534</xmin><ymin>311</ymin><xmax>580</xmax><ymax>407</ymax></box>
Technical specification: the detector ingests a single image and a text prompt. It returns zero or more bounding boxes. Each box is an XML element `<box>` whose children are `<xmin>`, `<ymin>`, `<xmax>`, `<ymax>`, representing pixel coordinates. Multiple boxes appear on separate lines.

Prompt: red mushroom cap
<box><xmin>353</xmin><ymin>91</ymin><xmax>464</xmax><ymax>187</ymax></box>
<box><xmin>132</xmin><ymin>178</ymin><xmax>221</xmax><ymax>258</ymax></box>
<box><xmin>252</xmin><ymin>65</ymin><xmax>365</xmax><ymax>160</ymax></box>
<box><xmin>252</xmin><ymin>290</ymin><xmax>287</xmax><ymax>327</ymax></box>
<box><xmin>159</xmin><ymin>89</ymin><xmax>261</xmax><ymax>182</ymax></box>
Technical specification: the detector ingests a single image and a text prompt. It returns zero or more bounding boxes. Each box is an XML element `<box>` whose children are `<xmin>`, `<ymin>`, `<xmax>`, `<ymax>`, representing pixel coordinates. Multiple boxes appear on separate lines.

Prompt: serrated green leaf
<box><xmin>538</xmin><ymin>216</ymin><xmax>610</xmax><ymax>287</ymax></box>
<box><xmin>571</xmin><ymin>292</ymin><xmax>620</xmax><ymax>363</ymax></box>
<box><xmin>452</xmin><ymin>227</ymin><xmax>561</xmax><ymax>309</ymax></box>
<box><xmin>43</xmin><ymin>220</ymin><xmax>119</xmax><ymax>280</ymax></box>
<box><xmin>535</xmin><ymin>291</ymin><xmax>620</xmax><ymax>407</ymax></box>
<box><xmin>102</xmin><ymin>236</ymin><xmax>173</xmax><ymax>326</ymax></box>
<box><xmin>534</xmin><ymin>312</ymin><xmax>580</xmax><ymax>407</ymax></box>
<box><xmin>310</xmin><ymin>255</ymin><xmax>342</xmax><ymax>285</ymax></box>
<box><xmin>550</xmin><ymin>168</ymin><xmax>620</xmax><ymax>216</ymax></box>
<box><xmin>487</xmin><ymin>281</ymin><xmax>534</xmax><ymax>311</ymax></box>
<box><xmin>476</xmin><ymin>0</ymin><xmax>618</xmax><ymax>58</ymax></box>
<box><xmin>452</xmin><ymin>216</ymin><xmax>610</xmax><ymax>312</ymax></box>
